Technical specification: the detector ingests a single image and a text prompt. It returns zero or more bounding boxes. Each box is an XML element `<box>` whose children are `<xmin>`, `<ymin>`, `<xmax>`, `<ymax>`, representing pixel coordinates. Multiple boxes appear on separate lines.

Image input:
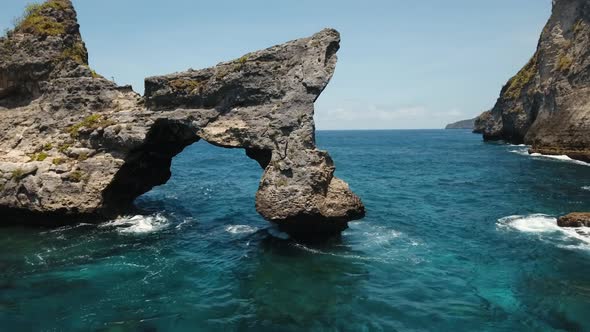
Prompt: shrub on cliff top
<box><xmin>504</xmin><ymin>53</ymin><xmax>538</xmax><ymax>100</ymax></box>
<box><xmin>60</xmin><ymin>42</ymin><xmax>87</xmax><ymax>65</ymax></box>
<box><xmin>169</xmin><ymin>79</ymin><xmax>202</xmax><ymax>93</ymax></box>
<box><xmin>14</xmin><ymin>1</ymin><xmax>70</xmax><ymax>36</ymax></box>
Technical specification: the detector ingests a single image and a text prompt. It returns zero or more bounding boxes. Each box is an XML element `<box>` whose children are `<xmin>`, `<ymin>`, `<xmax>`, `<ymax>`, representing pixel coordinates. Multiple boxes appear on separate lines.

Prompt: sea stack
<box><xmin>474</xmin><ymin>0</ymin><xmax>590</xmax><ymax>162</ymax></box>
<box><xmin>0</xmin><ymin>0</ymin><xmax>365</xmax><ymax>237</ymax></box>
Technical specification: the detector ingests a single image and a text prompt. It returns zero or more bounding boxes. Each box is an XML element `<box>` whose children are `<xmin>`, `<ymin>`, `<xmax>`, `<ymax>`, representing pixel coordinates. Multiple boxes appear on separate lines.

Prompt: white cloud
<box><xmin>314</xmin><ymin>102</ymin><xmax>467</xmax><ymax>130</ymax></box>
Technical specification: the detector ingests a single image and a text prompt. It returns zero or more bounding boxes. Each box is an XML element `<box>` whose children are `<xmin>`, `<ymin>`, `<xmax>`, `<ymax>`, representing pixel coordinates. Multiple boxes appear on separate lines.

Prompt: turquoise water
<box><xmin>2</xmin><ymin>130</ymin><xmax>590</xmax><ymax>331</ymax></box>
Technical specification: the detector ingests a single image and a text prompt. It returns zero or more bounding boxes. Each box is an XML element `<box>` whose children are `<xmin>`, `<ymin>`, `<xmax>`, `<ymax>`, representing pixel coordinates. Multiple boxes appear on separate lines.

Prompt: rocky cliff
<box><xmin>474</xmin><ymin>0</ymin><xmax>590</xmax><ymax>162</ymax></box>
<box><xmin>0</xmin><ymin>0</ymin><xmax>365</xmax><ymax>237</ymax></box>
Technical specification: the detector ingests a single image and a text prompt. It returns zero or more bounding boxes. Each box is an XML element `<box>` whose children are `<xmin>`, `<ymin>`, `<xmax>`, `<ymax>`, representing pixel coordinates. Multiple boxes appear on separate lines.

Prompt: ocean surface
<box><xmin>2</xmin><ymin>130</ymin><xmax>590</xmax><ymax>331</ymax></box>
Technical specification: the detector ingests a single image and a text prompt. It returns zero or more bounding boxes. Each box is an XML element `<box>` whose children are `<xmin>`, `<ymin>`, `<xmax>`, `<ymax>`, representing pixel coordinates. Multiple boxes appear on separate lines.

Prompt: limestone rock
<box><xmin>557</xmin><ymin>213</ymin><xmax>590</xmax><ymax>227</ymax></box>
<box><xmin>0</xmin><ymin>0</ymin><xmax>365</xmax><ymax>237</ymax></box>
<box><xmin>474</xmin><ymin>0</ymin><xmax>590</xmax><ymax>162</ymax></box>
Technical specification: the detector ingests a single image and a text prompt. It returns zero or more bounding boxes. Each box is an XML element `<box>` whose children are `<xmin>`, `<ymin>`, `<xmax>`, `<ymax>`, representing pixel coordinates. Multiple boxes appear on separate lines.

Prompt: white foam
<box><xmin>498</xmin><ymin>214</ymin><xmax>560</xmax><ymax>233</ymax></box>
<box><xmin>225</xmin><ymin>225</ymin><xmax>259</xmax><ymax>235</ymax></box>
<box><xmin>509</xmin><ymin>149</ymin><xmax>529</xmax><ymax>156</ymax></box>
<box><xmin>507</xmin><ymin>146</ymin><xmax>590</xmax><ymax>167</ymax></box>
<box><xmin>101</xmin><ymin>214</ymin><xmax>169</xmax><ymax>234</ymax></box>
<box><xmin>529</xmin><ymin>153</ymin><xmax>590</xmax><ymax>166</ymax></box>
<box><xmin>497</xmin><ymin>214</ymin><xmax>590</xmax><ymax>250</ymax></box>
<box><xmin>356</xmin><ymin>228</ymin><xmax>402</xmax><ymax>247</ymax></box>
<box><xmin>582</xmin><ymin>186</ymin><xmax>590</xmax><ymax>191</ymax></box>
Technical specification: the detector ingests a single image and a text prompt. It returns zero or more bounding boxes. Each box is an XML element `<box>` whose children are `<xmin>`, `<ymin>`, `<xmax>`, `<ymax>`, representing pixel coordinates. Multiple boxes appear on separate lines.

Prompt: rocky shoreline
<box><xmin>0</xmin><ymin>0</ymin><xmax>365</xmax><ymax>237</ymax></box>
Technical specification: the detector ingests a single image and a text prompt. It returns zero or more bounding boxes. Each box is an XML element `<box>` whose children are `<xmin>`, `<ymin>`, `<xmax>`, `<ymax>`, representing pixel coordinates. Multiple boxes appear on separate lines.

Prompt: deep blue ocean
<box><xmin>2</xmin><ymin>130</ymin><xmax>590</xmax><ymax>331</ymax></box>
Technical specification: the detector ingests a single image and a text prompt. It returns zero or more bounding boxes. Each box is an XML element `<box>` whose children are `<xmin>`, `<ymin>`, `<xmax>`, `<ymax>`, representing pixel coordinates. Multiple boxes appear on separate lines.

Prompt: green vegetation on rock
<box><xmin>238</xmin><ymin>55</ymin><xmax>248</xmax><ymax>64</ymax></box>
<box><xmin>60</xmin><ymin>42</ymin><xmax>87</xmax><ymax>65</ymax></box>
<box><xmin>58</xmin><ymin>142</ymin><xmax>72</xmax><ymax>153</ymax></box>
<box><xmin>504</xmin><ymin>53</ymin><xmax>538</xmax><ymax>100</ymax></box>
<box><xmin>14</xmin><ymin>1</ymin><xmax>70</xmax><ymax>36</ymax></box>
<box><xmin>27</xmin><ymin>152</ymin><xmax>49</xmax><ymax>162</ymax></box>
<box><xmin>556</xmin><ymin>53</ymin><xmax>573</xmax><ymax>72</ymax></box>
<box><xmin>35</xmin><ymin>152</ymin><xmax>48</xmax><ymax>161</ymax></box>
<box><xmin>90</xmin><ymin>69</ymin><xmax>102</xmax><ymax>79</ymax></box>
<box><xmin>234</xmin><ymin>55</ymin><xmax>249</xmax><ymax>70</ymax></box>
<box><xmin>169</xmin><ymin>79</ymin><xmax>202</xmax><ymax>93</ymax></box>
<box><xmin>66</xmin><ymin>170</ymin><xmax>85</xmax><ymax>183</ymax></box>
<box><xmin>68</xmin><ymin>114</ymin><xmax>115</xmax><ymax>138</ymax></box>
<box><xmin>11</xmin><ymin>168</ymin><xmax>24</xmax><ymax>180</ymax></box>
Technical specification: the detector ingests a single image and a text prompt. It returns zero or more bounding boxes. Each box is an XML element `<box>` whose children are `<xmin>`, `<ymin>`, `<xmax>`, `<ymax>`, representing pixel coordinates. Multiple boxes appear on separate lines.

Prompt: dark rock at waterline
<box><xmin>474</xmin><ymin>0</ymin><xmax>590</xmax><ymax>160</ymax></box>
<box><xmin>445</xmin><ymin>118</ymin><xmax>475</xmax><ymax>130</ymax></box>
<box><xmin>0</xmin><ymin>0</ymin><xmax>365</xmax><ymax>236</ymax></box>
<box><xmin>558</xmin><ymin>213</ymin><xmax>590</xmax><ymax>228</ymax></box>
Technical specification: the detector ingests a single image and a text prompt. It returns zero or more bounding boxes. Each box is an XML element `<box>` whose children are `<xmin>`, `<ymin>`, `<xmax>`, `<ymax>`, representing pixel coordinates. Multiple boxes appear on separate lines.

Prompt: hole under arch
<box><xmin>101</xmin><ymin>119</ymin><xmax>272</xmax><ymax>224</ymax></box>
<box><xmin>133</xmin><ymin>140</ymin><xmax>267</xmax><ymax>232</ymax></box>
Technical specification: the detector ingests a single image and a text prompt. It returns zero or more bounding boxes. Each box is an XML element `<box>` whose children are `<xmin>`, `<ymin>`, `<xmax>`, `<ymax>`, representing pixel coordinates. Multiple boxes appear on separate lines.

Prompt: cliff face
<box><xmin>0</xmin><ymin>0</ymin><xmax>364</xmax><ymax>237</ymax></box>
<box><xmin>475</xmin><ymin>0</ymin><xmax>590</xmax><ymax>161</ymax></box>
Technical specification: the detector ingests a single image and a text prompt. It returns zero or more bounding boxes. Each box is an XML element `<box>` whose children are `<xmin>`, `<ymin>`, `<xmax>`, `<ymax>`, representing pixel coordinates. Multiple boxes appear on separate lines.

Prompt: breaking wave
<box><xmin>508</xmin><ymin>145</ymin><xmax>590</xmax><ymax>167</ymax></box>
<box><xmin>529</xmin><ymin>153</ymin><xmax>590</xmax><ymax>166</ymax></box>
<box><xmin>100</xmin><ymin>214</ymin><xmax>170</xmax><ymax>234</ymax></box>
<box><xmin>497</xmin><ymin>214</ymin><xmax>590</xmax><ymax>250</ymax></box>
<box><xmin>225</xmin><ymin>225</ymin><xmax>259</xmax><ymax>235</ymax></box>
<box><xmin>508</xmin><ymin>147</ymin><xmax>529</xmax><ymax>156</ymax></box>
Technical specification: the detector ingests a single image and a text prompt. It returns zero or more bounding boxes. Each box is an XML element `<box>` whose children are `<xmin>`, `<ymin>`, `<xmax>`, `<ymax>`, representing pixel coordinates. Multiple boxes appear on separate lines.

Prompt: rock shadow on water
<box><xmin>228</xmin><ymin>231</ymin><xmax>371</xmax><ymax>330</ymax></box>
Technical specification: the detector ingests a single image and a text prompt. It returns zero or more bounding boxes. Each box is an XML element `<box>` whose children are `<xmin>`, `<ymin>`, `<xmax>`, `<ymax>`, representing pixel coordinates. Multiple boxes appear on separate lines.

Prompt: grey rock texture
<box><xmin>445</xmin><ymin>118</ymin><xmax>475</xmax><ymax>130</ymax></box>
<box><xmin>474</xmin><ymin>0</ymin><xmax>590</xmax><ymax>162</ymax></box>
<box><xmin>0</xmin><ymin>0</ymin><xmax>365</xmax><ymax>236</ymax></box>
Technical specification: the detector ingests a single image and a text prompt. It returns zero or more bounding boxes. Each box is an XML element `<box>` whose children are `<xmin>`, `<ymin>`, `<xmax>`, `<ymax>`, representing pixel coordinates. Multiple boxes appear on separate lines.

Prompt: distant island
<box><xmin>445</xmin><ymin>118</ymin><xmax>475</xmax><ymax>130</ymax></box>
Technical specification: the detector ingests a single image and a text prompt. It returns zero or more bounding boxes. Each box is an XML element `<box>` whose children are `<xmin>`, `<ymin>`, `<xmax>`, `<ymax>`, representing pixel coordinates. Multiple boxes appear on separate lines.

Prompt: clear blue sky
<box><xmin>1</xmin><ymin>0</ymin><xmax>551</xmax><ymax>129</ymax></box>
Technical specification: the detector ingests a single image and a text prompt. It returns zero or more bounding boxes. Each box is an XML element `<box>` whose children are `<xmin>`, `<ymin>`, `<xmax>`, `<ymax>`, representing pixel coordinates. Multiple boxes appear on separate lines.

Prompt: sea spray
<box><xmin>497</xmin><ymin>214</ymin><xmax>590</xmax><ymax>249</ymax></box>
<box><xmin>100</xmin><ymin>214</ymin><xmax>170</xmax><ymax>234</ymax></box>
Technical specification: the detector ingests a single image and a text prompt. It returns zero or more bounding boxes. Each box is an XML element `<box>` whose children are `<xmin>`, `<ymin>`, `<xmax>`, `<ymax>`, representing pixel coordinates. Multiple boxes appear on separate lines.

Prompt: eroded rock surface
<box><xmin>558</xmin><ymin>213</ymin><xmax>590</xmax><ymax>227</ymax></box>
<box><xmin>0</xmin><ymin>0</ymin><xmax>364</xmax><ymax>236</ymax></box>
<box><xmin>474</xmin><ymin>0</ymin><xmax>590</xmax><ymax>162</ymax></box>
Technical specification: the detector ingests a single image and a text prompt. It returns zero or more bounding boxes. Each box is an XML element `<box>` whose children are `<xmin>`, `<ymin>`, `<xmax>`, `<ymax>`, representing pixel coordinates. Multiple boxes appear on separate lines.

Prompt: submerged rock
<box><xmin>474</xmin><ymin>0</ymin><xmax>590</xmax><ymax>162</ymax></box>
<box><xmin>0</xmin><ymin>0</ymin><xmax>365</xmax><ymax>237</ymax></box>
<box><xmin>557</xmin><ymin>213</ymin><xmax>590</xmax><ymax>228</ymax></box>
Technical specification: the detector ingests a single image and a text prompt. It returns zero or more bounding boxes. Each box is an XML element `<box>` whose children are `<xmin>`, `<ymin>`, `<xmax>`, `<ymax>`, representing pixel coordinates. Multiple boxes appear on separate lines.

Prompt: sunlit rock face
<box><xmin>475</xmin><ymin>0</ymin><xmax>590</xmax><ymax>162</ymax></box>
<box><xmin>0</xmin><ymin>0</ymin><xmax>364</xmax><ymax>237</ymax></box>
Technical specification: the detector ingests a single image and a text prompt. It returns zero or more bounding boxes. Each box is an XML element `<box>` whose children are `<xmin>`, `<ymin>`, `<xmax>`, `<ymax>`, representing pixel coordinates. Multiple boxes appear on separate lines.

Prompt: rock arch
<box><xmin>0</xmin><ymin>0</ymin><xmax>364</xmax><ymax>237</ymax></box>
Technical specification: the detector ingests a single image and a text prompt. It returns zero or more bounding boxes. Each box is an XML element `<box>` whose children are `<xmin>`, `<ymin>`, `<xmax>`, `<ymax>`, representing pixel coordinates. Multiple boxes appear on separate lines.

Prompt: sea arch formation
<box><xmin>0</xmin><ymin>0</ymin><xmax>365</xmax><ymax>237</ymax></box>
